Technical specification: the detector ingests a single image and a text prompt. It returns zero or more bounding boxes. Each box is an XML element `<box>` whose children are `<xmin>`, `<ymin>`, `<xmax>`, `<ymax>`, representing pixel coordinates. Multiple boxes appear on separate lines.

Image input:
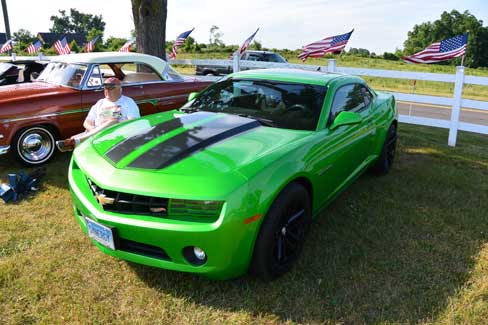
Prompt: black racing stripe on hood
<box><xmin>128</xmin><ymin>114</ymin><xmax>261</xmax><ymax>170</ymax></box>
<box><xmin>106</xmin><ymin>112</ymin><xmax>215</xmax><ymax>163</ymax></box>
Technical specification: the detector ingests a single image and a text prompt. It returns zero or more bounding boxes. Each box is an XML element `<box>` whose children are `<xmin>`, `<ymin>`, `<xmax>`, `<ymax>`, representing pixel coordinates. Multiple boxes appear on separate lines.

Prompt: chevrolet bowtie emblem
<box><xmin>96</xmin><ymin>193</ymin><xmax>115</xmax><ymax>206</ymax></box>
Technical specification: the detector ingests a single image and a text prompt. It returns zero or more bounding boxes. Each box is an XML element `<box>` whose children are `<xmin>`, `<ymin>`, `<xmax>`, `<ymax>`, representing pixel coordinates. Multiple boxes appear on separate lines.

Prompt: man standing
<box><xmin>56</xmin><ymin>77</ymin><xmax>140</xmax><ymax>152</ymax></box>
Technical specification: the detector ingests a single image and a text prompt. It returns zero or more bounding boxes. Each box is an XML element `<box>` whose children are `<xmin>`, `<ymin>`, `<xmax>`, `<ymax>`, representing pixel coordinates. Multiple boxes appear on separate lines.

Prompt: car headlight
<box><xmin>168</xmin><ymin>199</ymin><xmax>224</xmax><ymax>218</ymax></box>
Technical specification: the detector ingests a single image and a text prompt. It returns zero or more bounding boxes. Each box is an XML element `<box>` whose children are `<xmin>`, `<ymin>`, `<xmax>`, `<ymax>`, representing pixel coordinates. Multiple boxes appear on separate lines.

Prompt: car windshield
<box><xmin>184</xmin><ymin>78</ymin><xmax>326</xmax><ymax>131</ymax></box>
<box><xmin>0</xmin><ymin>62</ymin><xmax>15</xmax><ymax>75</ymax></box>
<box><xmin>37</xmin><ymin>62</ymin><xmax>88</xmax><ymax>88</ymax></box>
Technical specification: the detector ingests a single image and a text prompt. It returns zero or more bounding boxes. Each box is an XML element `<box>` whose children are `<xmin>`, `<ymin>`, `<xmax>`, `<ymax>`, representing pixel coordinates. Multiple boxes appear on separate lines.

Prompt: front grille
<box><xmin>118</xmin><ymin>238</ymin><xmax>171</xmax><ymax>261</ymax></box>
<box><xmin>87</xmin><ymin>178</ymin><xmax>169</xmax><ymax>217</ymax></box>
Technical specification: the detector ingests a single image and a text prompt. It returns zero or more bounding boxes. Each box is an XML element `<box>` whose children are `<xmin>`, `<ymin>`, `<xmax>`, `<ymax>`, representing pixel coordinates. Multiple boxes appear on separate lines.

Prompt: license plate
<box><xmin>85</xmin><ymin>217</ymin><xmax>116</xmax><ymax>250</ymax></box>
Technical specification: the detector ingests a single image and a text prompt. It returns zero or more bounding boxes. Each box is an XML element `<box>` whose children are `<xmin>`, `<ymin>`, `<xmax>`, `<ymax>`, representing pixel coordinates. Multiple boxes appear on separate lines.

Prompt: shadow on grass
<box><xmin>0</xmin><ymin>152</ymin><xmax>72</xmax><ymax>191</ymax></box>
<box><xmin>129</xmin><ymin>126</ymin><xmax>488</xmax><ymax>323</ymax></box>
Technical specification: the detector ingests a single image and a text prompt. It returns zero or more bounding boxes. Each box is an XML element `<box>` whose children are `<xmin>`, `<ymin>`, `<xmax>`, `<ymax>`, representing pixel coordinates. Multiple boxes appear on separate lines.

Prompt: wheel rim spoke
<box><xmin>287</xmin><ymin>209</ymin><xmax>304</xmax><ymax>224</ymax></box>
<box><xmin>277</xmin><ymin>235</ymin><xmax>284</xmax><ymax>260</ymax></box>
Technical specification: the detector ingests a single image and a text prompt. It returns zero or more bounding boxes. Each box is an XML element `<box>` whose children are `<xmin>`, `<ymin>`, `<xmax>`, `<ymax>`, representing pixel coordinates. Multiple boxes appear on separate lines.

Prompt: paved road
<box><xmin>397</xmin><ymin>102</ymin><xmax>488</xmax><ymax>126</ymax></box>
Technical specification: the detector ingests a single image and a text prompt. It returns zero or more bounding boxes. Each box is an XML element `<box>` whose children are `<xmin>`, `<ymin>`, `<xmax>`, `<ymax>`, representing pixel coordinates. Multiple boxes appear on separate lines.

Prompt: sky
<box><xmin>1</xmin><ymin>0</ymin><xmax>487</xmax><ymax>54</ymax></box>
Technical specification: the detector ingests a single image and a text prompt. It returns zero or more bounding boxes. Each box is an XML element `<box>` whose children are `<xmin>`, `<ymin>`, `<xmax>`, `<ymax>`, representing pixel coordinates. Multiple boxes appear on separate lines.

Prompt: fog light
<box><xmin>193</xmin><ymin>247</ymin><xmax>206</xmax><ymax>260</ymax></box>
<box><xmin>183</xmin><ymin>246</ymin><xmax>207</xmax><ymax>266</ymax></box>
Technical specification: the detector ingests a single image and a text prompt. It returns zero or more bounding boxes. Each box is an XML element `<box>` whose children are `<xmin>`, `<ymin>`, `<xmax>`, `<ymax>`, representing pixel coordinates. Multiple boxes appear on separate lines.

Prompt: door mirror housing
<box><xmin>188</xmin><ymin>92</ymin><xmax>199</xmax><ymax>102</ymax></box>
<box><xmin>330</xmin><ymin>111</ymin><xmax>363</xmax><ymax>130</ymax></box>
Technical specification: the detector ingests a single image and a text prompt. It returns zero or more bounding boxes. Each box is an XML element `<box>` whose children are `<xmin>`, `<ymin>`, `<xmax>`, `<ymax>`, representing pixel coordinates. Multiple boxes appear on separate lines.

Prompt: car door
<box><xmin>312</xmin><ymin>83</ymin><xmax>375</xmax><ymax>207</ymax></box>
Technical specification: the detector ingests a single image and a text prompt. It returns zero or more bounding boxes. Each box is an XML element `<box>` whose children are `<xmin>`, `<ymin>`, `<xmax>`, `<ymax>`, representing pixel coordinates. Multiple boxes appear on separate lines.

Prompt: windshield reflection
<box><xmin>185</xmin><ymin>78</ymin><xmax>326</xmax><ymax>131</ymax></box>
<box><xmin>37</xmin><ymin>62</ymin><xmax>88</xmax><ymax>89</ymax></box>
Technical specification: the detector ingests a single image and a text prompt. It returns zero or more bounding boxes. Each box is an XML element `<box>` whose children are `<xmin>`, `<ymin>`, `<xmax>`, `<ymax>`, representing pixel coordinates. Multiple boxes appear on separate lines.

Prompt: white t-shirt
<box><xmin>86</xmin><ymin>95</ymin><xmax>140</xmax><ymax>127</ymax></box>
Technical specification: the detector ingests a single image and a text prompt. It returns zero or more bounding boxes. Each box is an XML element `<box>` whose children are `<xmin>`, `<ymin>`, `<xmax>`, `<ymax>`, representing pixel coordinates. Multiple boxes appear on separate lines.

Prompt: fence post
<box><xmin>448</xmin><ymin>66</ymin><xmax>465</xmax><ymax>147</ymax></box>
<box><xmin>327</xmin><ymin>59</ymin><xmax>336</xmax><ymax>73</ymax></box>
<box><xmin>233</xmin><ymin>52</ymin><xmax>240</xmax><ymax>73</ymax></box>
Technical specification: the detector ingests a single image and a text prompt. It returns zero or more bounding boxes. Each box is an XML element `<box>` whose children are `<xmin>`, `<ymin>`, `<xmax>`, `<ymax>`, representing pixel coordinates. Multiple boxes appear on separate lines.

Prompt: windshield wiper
<box><xmin>236</xmin><ymin>114</ymin><xmax>275</xmax><ymax>127</ymax></box>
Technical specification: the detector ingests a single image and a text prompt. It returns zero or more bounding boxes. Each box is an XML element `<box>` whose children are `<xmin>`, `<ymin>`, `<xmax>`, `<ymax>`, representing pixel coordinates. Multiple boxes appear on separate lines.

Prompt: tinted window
<box><xmin>186</xmin><ymin>79</ymin><xmax>327</xmax><ymax>131</ymax></box>
<box><xmin>329</xmin><ymin>83</ymin><xmax>371</xmax><ymax>122</ymax></box>
<box><xmin>246</xmin><ymin>54</ymin><xmax>262</xmax><ymax>61</ymax></box>
<box><xmin>263</xmin><ymin>53</ymin><xmax>287</xmax><ymax>63</ymax></box>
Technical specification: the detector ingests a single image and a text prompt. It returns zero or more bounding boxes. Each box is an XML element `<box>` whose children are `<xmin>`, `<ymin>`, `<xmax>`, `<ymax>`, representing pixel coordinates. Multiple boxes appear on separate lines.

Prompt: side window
<box><xmin>264</xmin><ymin>53</ymin><xmax>285</xmax><ymax>63</ymax></box>
<box><xmin>86</xmin><ymin>65</ymin><xmax>103</xmax><ymax>88</ymax></box>
<box><xmin>329</xmin><ymin>84</ymin><xmax>370</xmax><ymax>122</ymax></box>
<box><xmin>246</xmin><ymin>54</ymin><xmax>261</xmax><ymax>61</ymax></box>
<box><xmin>361</xmin><ymin>86</ymin><xmax>373</xmax><ymax>107</ymax></box>
<box><xmin>119</xmin><ymin>62</ymin><xmax>162</xmax><ymax>84</ymax></box>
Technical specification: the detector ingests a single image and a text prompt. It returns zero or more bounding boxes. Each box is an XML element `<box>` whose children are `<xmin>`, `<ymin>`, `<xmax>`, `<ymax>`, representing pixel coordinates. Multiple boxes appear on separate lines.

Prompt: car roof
<box><xmin>245</xmin><ymin>50</ymin><xmax>279</xmax><ymax>55</ymax></box>
<box><xmin>229</xmin><ymin>68</ymin><xmax>346</xmax><ymax>86</ymax></box>
<box><xmin>52</xmin><ymin>52</ymin><xmax>168</xmax><ymax>71</ymax></box>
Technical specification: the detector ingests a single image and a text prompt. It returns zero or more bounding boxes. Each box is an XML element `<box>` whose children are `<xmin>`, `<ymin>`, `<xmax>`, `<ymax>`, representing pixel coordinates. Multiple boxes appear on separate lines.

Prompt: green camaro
<box><xmin>69</xmin><ymin>68</ymin><xmax>397</xmax><ymax>280</ymax></box>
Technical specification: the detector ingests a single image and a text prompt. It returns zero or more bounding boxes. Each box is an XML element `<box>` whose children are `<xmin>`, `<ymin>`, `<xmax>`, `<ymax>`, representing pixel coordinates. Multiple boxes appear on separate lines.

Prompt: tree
<box><xmin>251</xmin><ymin>40</ymin><xmax>262</xmax><ymax>51</ymax></box>
<box><xmin>403</xmin><ymin>10</ymin><xmax>488</xmax><ymax>68</ymax></box>
<box><xmin>209</xmin><ymin>25</ymin><xmax>223</xmax><ymax>46</ymax></box>
<box><xmin>70</xmin><ymin>40</ymin><xmax>80</xmax><ymax>53</ymax></box>
<box><xmin>131</xmin><ymin>0</ymin><xmax>167</xmax><ymax>60</ymax></box>
<box><xmin>105</xmin><ymin>37</ymin><xmax>129</xmax><ymax>52</ymax></box>
<box><xmin>50</xmin><ymin>8</ymin><xmax>105</xmax><ymax>34</ymax></box>
<box><xmin>87</xmin><ymin>28</ymin><xmax>104</xmax><ymax>52</ymax></box>
<box><xmin>12</xmin><ymin>29</ymin><xmax>36</xmax><ymax>53</ymax></box>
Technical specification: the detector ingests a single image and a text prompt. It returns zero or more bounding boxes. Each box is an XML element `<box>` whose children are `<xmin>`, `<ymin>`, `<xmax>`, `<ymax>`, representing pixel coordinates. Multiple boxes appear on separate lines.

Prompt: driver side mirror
<box><xmin>188</xmin><ymin>92</ymin><xmax>199</xmax><ymax>102</ymax></box>
<box><xmin>330</xmin><ymin>111</ymin><xmax>363</xmax><ymax>130</ymax></box>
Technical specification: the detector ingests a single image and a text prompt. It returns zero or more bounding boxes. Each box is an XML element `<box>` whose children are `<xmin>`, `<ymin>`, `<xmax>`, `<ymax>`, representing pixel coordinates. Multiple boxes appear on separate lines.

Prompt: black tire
<box><xmin>371</xmin><ymin>123</ymin><xmax>397</xmax><ymax>175</ymax></box>
<box><xmin>12</xmin><ymin>125</ymin><xmax>57</xmax><ymax>166</ymax></box>
<box><xmin>250</xmin><ymin>182</ymin><xmax>312</xmax><ymax>280</ymax></box>
<box><xmin>203</xmin><ymin>70</ymin><xmax>217</xmax><ymax>76</ymax></box>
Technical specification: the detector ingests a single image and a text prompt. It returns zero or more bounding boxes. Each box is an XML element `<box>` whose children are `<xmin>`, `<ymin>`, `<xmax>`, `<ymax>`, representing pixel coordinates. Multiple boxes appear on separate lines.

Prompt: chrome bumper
<box><xmin>0</xmin><ymin>145</ymin><xmax>10</xmax><ymax>155</ymax></box>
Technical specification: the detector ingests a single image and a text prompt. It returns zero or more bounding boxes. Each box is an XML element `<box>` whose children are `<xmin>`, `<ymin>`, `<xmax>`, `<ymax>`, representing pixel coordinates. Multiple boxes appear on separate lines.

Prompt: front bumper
<box><xmin>0</xmin><ymin>145</ymin><xmax>10</xmax><ymax>155</ymax></box>
<box><xmin>68</xmin><ymin>159</ymin><xmax>260</xmax><ymax>280</ymax></box>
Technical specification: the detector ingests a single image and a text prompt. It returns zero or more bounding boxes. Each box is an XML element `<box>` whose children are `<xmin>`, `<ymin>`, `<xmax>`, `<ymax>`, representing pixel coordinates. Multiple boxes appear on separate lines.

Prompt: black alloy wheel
<box><xmin>250</xmin><ymin>182</ymin><xmax>312</xmax><ymax>280</ymax></box>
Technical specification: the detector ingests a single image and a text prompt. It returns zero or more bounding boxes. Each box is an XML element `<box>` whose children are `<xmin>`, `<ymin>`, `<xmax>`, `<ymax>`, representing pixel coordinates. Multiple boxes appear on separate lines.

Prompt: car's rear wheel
<box><xmin>371</xmin><ymin>123</ymin><xmax>397</xmax><ymax>175</ymax></box>
<box><xmin>13</xmin><ymin>126</ymin><xmax>57</xmax><ymax>166</ymax></box>
<box><xmin>250</xmin><ymin>182</ymin><xmax>311</xmax><ymax>280</ymax></box>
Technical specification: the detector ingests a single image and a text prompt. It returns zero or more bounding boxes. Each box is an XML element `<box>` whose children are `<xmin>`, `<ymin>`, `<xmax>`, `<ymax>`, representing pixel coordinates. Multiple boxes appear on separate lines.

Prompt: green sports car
<box><xmin>69</xmin><ymin>68</ymin><xmax>397</xmax><ymax>280</ymax></box>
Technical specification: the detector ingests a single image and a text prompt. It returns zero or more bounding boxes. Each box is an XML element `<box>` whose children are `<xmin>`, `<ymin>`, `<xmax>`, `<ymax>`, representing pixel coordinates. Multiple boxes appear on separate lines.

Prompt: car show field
<box><xmin>1</xmin><ymin>123</ymin><xmax>487</xmax><ymax>323</ymax></box>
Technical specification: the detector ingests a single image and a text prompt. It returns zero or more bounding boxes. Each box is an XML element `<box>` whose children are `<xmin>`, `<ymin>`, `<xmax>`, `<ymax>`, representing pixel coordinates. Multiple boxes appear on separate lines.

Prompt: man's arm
<box><xmin>83</xmin><ymin>118</ymin><xmax>96</xmax><ymax>132</ymax></box>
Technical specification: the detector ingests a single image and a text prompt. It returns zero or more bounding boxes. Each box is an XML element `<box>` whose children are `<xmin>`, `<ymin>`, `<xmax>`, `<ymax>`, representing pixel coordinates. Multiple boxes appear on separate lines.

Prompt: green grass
<box><xmin>1</xmin><ymin>125</ymin><xmax>487</xmax><ymax>324</ymax></box>
<box><xmin>173</xmin><ymin>54</ymin><xmax>488</xmax><ymax>101</ymax></box>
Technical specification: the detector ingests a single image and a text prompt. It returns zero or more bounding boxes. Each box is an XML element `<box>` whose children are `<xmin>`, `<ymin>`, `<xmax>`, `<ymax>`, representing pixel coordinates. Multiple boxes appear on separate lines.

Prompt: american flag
<box><xmin>298</xmin><ymin>30</ymin><xmax>354</xmax><ymax>61</ymax></box>
<box><xmin>26</xmin><ymin>40</ymin><xmax>42</xmax><ymax>54</ymax></box>
<box><xmin>168</xmin><ymin>28</ymin><xmax>194</xmax><ymax>59</ymax></box>
<box><xmin>238</xmin><ymin>28</ymin><xmax>259</xmax><ymax>55</ymax></box>
<box><xmin>85</xmin><ymin>36</ymin><xmax>100</xmax><ymax>53</ymax></box>
<box><xmin>402</xmin><ymin>33</ymin><xmax>469</xmax><ymax>64</ymax></box>
<box><xmin>119</xmin><ymin>39</ymin><xmax>135</xmax><ymax>53</ymax></box>
<box><xmin>0</xmin><ymin>39</ymin><xmax>14</xmax><ymax>53</ymax></box>
<box><xmin>54</xmin><ymin>37</ymin><xmax>71</xmax><ymax>55</ymax></box>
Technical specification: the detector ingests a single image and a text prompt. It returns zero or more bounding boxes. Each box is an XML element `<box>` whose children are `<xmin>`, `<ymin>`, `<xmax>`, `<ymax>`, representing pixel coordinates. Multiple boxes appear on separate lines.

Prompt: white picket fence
<box><xmin>170</xmin><ymin>58</ymin><xmax>488</xmax><ymax>146</ymax></box>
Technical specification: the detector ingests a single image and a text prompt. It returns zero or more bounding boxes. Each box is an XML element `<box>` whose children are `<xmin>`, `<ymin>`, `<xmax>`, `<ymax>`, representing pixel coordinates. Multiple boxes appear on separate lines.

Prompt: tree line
<box><xmin>5</xmin><ymin>8</ymin><xmax>488</xmax><ymax>68</ymax></box>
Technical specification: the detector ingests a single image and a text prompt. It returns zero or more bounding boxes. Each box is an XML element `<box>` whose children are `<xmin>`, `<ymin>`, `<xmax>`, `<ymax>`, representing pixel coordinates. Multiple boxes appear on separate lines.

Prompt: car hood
<box><xmin>0</xmin><ymin>81</ymin><xmax>76</xmax><ymax>104</ymax></box>
<box><xmin>74</xmin><ymin>111</ymin><xmax>310</xmax><ymax>198</ymax></box>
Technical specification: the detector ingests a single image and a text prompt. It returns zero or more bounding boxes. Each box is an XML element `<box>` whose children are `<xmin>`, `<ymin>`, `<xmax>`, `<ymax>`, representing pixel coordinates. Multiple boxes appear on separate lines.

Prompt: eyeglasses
<box><xmin>103</xmin><ymin>85</ymin><xmax>118</xmax><ymax>90</ymax></box>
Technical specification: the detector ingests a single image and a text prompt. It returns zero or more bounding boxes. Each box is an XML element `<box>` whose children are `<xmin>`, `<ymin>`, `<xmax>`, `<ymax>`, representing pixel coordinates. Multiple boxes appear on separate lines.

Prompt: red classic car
<box><xmin>0</xmin><ymin>52</ymin><xmax>211</xmax><ymax>165</ymax></box>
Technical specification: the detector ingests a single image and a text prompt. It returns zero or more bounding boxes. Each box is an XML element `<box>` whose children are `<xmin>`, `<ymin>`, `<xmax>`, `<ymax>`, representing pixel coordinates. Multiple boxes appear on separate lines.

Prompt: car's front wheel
<box><xmin>250</xmin><ymin>182</ymin><xmax>312</xmax><ymax>280</ymax></box>
<box><xmin>13</xmin><ymin>126</ymin><xmax>57</xmax><ymax>166</ymax></box>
